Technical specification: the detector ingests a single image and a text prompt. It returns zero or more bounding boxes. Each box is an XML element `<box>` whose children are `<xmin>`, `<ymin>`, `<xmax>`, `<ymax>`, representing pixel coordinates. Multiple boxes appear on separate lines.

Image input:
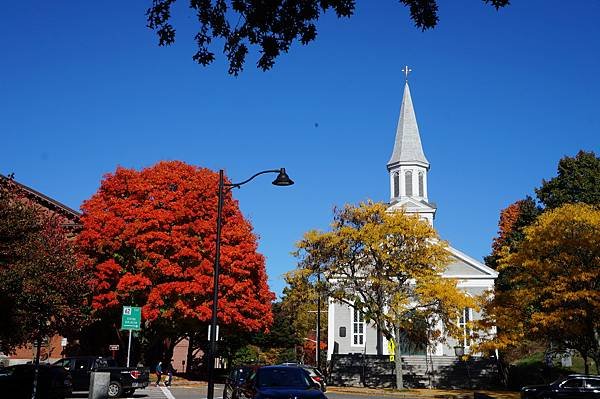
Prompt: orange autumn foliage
<box><xmin>77</xmin><ymin>161</ymin><xmax>274</xmax><ymax>333</ymax></box>
<box><xmin>491</xmin><ymin>201</ymin><xmax>523</xmax><ymax>254</ymax></box>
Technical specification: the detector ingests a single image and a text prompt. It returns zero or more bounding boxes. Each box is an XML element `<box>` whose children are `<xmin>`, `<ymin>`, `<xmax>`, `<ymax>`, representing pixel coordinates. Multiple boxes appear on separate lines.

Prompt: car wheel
<box><xmin>107</xmin><ymin>381</ymin><xmax>123</xmax><ymax>398</ymax></box>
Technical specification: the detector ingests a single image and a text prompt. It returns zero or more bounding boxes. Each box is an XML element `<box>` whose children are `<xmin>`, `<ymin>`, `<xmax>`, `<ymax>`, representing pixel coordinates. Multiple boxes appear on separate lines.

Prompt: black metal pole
<box><xmin>207</xmin><ymin>170</ymin><xmax>224</xmax><ymax>399</ymax></box>
<box><xmin>316</xmin><ymin>273</ymin><xmax>321</xmax><ymax>370</ymax></box>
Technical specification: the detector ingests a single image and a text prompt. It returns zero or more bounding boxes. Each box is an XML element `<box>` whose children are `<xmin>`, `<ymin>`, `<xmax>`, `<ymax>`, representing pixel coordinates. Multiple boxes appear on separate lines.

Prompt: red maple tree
<box><xmin>491</xmin><ymin>201</ymin><xmax>523</xmax><ymax>254</ymax></box>
<box><xmin>77</xmin><ymin>161</ymin><xmax>274</xmax><ymax>338</ymax></box>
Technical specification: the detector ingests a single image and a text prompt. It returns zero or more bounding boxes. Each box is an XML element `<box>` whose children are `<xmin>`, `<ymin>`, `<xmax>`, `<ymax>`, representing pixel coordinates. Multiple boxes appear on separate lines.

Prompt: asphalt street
<box><xmin>66</xmin><ymin>384</ymin><xmax>381</xmax><ymax>399</ymax></box>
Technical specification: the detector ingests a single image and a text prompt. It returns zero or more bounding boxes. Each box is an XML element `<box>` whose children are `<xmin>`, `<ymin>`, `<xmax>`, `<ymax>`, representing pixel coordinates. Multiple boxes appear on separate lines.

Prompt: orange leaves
<box><xmin>116</xmin><ymin>273</ymin><xmax>152</xmax><ymax>293</ymax></box>
<box><xmin>77</xmin><ymin>161</ymin><xmax>274</xmax><ymax>333</ymax></box>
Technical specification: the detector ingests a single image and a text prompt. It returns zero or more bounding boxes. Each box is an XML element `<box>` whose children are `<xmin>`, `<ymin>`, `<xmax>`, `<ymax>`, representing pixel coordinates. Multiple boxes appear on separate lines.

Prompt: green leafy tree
<box><xmin>536</xmin><ymin>150</ymin><xmax>600</xmax><ymax>209</ymax></box>
<box><xmin>280</xmin><ymin>269</ymin><xmax>327</xmax><ymax>366</ymax></box>
<box><xmin>295</xmin><ymin>201</ymin><xmax>474</xmax><ymax>389</ymax></box>
<box><xmin>257</xmin><ymin>302</ymin><xmax>300</xmax><ymax>350</ymax></box>
<box><xmin>146</xmin><ymin>0</ymin><xmax>510</xmax><ymax>74</ymax></box>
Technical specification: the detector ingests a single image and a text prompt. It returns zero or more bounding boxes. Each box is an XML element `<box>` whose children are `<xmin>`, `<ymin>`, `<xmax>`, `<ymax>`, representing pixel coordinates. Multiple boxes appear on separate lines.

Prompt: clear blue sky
<box><xmin>2</xmin><ymin>1</ymin><xmax>598</xmax><ymax>297</ymax></box>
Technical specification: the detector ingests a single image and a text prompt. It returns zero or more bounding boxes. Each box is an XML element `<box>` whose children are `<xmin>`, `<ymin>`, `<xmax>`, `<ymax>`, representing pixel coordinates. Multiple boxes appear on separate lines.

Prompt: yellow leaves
<box><xmin>295</xmin><ymin>200</ymin><xmax>472</xmax><ymax>345</ymax></box>
<box><xmin>490</xmin><ymin>203</ymin><xmax>600</xmax><ymax>352</ymax></box>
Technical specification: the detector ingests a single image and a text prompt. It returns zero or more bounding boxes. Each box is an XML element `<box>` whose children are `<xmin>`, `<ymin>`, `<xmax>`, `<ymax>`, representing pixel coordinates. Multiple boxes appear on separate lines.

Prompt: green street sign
<box><xmin>121</xmin><ymin>306</ymin><xmax>141</xmax><ymax>331</ymax></box>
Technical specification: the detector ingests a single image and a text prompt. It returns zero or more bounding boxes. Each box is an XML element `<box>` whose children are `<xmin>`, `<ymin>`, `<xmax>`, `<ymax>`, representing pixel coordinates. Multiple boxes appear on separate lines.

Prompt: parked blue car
<box><xmin>237</xmin><ymin>365</ymin><xmax>326</xmax><ymax>399</ymax></box>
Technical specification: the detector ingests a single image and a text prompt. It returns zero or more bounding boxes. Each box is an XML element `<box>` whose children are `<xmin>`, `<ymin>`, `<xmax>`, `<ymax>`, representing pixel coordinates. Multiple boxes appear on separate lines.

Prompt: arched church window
<box><xmin>405</xmin><ymin>171</ymin><xmax>413</xmax><ymax>196</ymax></box>
<box><xmin>393</xmin><ymin>172</ymin><xmax>399</xmax><ymax>197</ymax></box>
<box><xmin>418</xmin><ymin>172</ymin><xmax>424</xmax><ymax>197</ymax></box>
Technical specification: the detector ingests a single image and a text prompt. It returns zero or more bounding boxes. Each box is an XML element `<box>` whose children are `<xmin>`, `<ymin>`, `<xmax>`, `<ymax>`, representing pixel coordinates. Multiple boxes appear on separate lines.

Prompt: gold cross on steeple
<box><xmin>401</xmin><ymin>65</ymin><xmax>412</xmax><ymax>81</ymax></box>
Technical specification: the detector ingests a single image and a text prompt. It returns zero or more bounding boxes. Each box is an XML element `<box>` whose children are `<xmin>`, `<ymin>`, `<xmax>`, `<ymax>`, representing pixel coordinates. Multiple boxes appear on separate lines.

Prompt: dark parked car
<box><xmin>521</xmin><ymin>374</ymin><xmax>600</xmax><ymax>399</ymax></box>
<box><xmin>238</xmin><ymin>365</ymin><xmax>326</xmax><ymax>399</ymax></box>
<box><xmin>0</xmin><ymin>363</ymin><xmax>73</xmax><ymax>399</ymax></box>
<box><xmin>280</xmin><ymin>363</ymin><xmax>327</xmax><ymax>392</ymax></box>
<box><xmin>224</xmin><ymin>365</ymin><xmax>259</xmax><ymax>399</ymax></box>
<box><xmin>53</xmin><ymin>356</ymin><xmax>149</xmax><ymax>398</ymax></box>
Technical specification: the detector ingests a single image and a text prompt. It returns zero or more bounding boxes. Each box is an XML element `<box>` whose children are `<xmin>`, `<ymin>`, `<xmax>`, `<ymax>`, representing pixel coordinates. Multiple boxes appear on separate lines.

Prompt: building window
<box><xmin>418</xmin><ymin>172</ymin><xmax>424</xmax><ymax>197</ymax></box>
<box><xmin>339</xmin><ymin>327</ymin><xmax>346</xmax><ymax>337</ymax></box>
<box><xmin>393</xmin><ymin>172</ymin><xmax>400</xmax><ymax>197</ymax></box>
<box><xmin>405</xmin><ymin>171</ymin><xmax>413</xmax><ymax>196</ymax></box>
<box><xmin>458</xmin><ymin>307</ymin><xmax>472</xmax><ymax>348</ymax></box>
<box><xmin>352</xmin><ymin>308</ymin><xmax>365</xmax><ymax>346</ymax></box>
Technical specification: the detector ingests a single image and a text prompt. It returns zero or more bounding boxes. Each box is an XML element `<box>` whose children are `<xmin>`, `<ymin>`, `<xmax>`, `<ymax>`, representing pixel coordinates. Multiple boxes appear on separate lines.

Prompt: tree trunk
<box><xmin>31</xmin><ymin>336</ymin><xmax>42</xmax><ymax>399</ymax></box>
<box><xmin>584</xmin><ymin>355</ymin><xmax>589</xmax><ymax>375</ymax></box>
<box><xmin>376</xmin><ymin>323</ymin><xmax>383</xmax><ymax>356</ymax></box>
<box><xmin>186</xmin><ymin>335</ymin><xmax>194</xmax><ymax>374</ymax></box>
<box><xmin>394</xmin><ymin>324</ymin><xmax>404</xmax><ymax>390</ymax></box>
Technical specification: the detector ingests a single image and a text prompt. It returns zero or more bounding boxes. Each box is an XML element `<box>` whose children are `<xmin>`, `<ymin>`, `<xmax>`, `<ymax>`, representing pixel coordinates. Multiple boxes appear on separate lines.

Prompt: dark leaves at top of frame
<box><xmin>146</xmin><ymin>0</ymin><xmax>509</xmax><ymax>74</ymax></box>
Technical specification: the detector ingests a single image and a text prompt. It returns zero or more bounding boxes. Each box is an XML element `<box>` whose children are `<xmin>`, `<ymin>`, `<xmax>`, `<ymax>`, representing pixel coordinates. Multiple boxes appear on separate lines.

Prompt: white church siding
<box><xmin>329</xmin><ymin>300</ymin><xmax>379</xmax><ymax>357</ymax></box>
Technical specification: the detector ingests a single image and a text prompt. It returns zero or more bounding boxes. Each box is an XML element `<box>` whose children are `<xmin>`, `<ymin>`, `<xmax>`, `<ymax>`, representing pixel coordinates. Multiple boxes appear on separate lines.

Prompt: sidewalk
<box><xmin>327</xmin><ymin>386</ymin><xmax>520</xmax><ymax>399</ymax></box>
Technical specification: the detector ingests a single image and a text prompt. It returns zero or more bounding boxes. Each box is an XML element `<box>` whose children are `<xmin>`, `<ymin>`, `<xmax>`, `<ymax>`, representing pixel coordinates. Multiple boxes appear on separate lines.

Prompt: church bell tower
<box><xmin>387</xmin><ymin>67</ymin><xmax>436</xmax><ymax>225</ymax></box>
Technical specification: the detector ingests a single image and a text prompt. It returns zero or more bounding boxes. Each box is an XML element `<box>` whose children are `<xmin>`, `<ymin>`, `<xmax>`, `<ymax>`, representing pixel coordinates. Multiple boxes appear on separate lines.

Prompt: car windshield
<box><xmin>257</xmin><ymin>368</ymin><xmax>311</xmax><ymax>388</ymax></box>
<box><xmin>304</xmin><ymin>367</ymin><xmax>323</xmax><ymax>378</ymax></box>
<box><xmin>95</xmin><ymin>358</ymin><xmax>117</xmax><ymax>368</ymax></box>
<box><xmin>305</xmin><ymin>368</ymin><xmax>317</xmax><ymax>377</ymax></box>
<box><xmin>550</xmin><ymin>377</ymin><xmax>566</xmax><ymax>386</ymax></box>
<box><xmin>0</xmin><ymin>368</ymin><xmax>13</xmax><ymax>377</ymax></box>
<box><xmin>231</xmin><ymin>367</ymin><xmax>253</xmax><ymax>382</ymax></box>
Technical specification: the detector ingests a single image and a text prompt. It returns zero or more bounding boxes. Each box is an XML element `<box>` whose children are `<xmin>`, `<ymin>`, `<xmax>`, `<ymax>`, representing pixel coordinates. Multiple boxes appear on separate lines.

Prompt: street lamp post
<box><xmin>454</xmin><ymin>345</ymin><xmax>471</xmax><ymax>389</ymax></box>
<box><xmin>206</xmin><ymin>168</ymin><xmax>294</xmax><ymax>399</ymax></box>
<box><xmin>316</xmin><ymin>272</ymin><xmax>321</xmax><ymax>370</ymax></box>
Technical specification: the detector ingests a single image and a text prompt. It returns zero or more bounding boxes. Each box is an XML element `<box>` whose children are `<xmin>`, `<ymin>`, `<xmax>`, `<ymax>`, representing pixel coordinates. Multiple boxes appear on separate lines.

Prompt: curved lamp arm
<box><xmin>226</xmin><ymin>169</ymin><xmax>281</xmax><ymax>188</ymax></box>
<box><xmin>224</xmin><ymin>168</ymin><xmax>293</xmax><ymax>190</ymax></box>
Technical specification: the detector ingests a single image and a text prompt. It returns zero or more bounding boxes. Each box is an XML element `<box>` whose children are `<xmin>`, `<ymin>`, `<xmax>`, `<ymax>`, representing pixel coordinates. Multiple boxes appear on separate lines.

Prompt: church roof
<box><xmin>443</xmin><ymin>246</ymin><xmax>498</xmax><ymax>279</ymax></box>
<box><xmin>387</xmin><ymin>82</ymin><xmax>429</xmax><ymax>168</ymax></box>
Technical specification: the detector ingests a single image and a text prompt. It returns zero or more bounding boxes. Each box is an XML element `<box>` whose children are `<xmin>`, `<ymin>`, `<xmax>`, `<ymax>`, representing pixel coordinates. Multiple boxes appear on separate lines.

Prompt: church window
<box><xmin>393</xmin><ymin>172</ymin><xmax>400</xmax><ymax>197</ymax></box>
<box><xmin>352</xmin><ymin>308</ymin><xmax>365</xmax><ymax>346</ymax></box>
<box><xmin>405</xmin><ymin>171</ymin><xmax>413</xmax><ymax>196</ymax></box>
<box><xmin>458</xmin><ymin>307</ymin><xmax>472</xmax><ymax>348</ymax></box>
<box><xmin>418</xmin><ymin>172</ymin><xmax>424</xmax><ymax>197</ymax></box>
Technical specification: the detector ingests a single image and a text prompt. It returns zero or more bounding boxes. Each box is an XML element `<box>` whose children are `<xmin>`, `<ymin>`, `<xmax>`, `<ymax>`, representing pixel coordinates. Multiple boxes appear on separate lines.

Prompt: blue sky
<box><xmin>2</xmin><ymin>1</ymin><xmax>598</xmax><ymax>297</ymax></box>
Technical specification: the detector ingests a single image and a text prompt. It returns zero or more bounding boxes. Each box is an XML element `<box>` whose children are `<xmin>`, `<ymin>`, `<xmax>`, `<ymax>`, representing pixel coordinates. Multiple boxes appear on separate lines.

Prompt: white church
<box><xmin>327</xmin><ymin>76</ymin><xmax>498</xmax><ymax>361</ymax></box>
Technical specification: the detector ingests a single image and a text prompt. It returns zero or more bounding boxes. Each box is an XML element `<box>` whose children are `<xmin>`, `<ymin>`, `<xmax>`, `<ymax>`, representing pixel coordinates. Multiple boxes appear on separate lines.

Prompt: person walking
<box><xmin>155</xmin><ymin>361</ymin><xmax>163</xmax><ymax>386</ymax></box>
<box><xmin>165</xmin><ymin>359</ymin><xmax>174</xmax><ymax>386</ymax></box>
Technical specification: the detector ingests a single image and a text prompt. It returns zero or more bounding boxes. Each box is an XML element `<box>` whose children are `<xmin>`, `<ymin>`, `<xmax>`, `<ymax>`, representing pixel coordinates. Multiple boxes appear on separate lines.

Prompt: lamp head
<box><xmin>454</xmin><ymin>345</ymin><xmax>465</xmax><ymax>357</ymax></box>
<box><xmin>272</xmin><ymin>168</ymin><xmax>294</xmax><ymax>186</ymax></box>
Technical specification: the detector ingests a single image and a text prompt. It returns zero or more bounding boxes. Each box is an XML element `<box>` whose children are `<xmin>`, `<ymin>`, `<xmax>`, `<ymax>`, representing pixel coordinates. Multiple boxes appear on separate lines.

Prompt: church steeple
<box><xmin>387</xmin><ymin>81</ymin><xmax>429</xmax><ymax>168</ymax></box>
<box><xmin>387</xmin><ymin>71</ymin><xmax>434</xmax><ymax>225</ymax></box>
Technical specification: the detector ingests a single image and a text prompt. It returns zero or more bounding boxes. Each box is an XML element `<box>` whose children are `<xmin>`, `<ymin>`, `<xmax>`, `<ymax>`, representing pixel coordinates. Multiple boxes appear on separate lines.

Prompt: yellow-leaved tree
<box><xmin>294</xmin><ymin>201</ymin><xmax>475</xmax><ymax>389</ymax></box>
<box><xmin>281</xmin><ymin>267</ymin><xmax>328</xmax><ymax>366</ymax></box>
<box><xmin>494</xmin><ymin>203</ymin><xmax>600</xmax><ymax>373</ymax></box>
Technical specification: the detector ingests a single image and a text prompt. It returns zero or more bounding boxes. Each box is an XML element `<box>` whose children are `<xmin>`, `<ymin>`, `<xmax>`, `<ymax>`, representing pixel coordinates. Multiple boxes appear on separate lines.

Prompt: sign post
<box><xmin>109</xmin><ymin>345</ymin><xmax>119</xmax><ymax>359</ymax></box>
<box><xmin>121</xmin><ymin>306</ymin><xmax>141</xmax><ymax>367</ymax></box>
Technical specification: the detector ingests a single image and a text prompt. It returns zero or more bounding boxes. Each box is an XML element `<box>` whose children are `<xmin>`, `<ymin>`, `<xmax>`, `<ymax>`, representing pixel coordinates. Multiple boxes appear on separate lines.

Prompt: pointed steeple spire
<box><xmin>387</xmin><ymin>82</ymin><xmax>429</xmax><ymax>168</ymax></box>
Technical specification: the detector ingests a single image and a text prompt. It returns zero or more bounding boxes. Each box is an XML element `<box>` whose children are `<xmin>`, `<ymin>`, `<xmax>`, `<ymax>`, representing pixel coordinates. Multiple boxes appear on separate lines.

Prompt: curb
<box><xmin>326</xmin><ymin>387</ymin><xmax>473</xmax><ymax>398</ymax></box>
